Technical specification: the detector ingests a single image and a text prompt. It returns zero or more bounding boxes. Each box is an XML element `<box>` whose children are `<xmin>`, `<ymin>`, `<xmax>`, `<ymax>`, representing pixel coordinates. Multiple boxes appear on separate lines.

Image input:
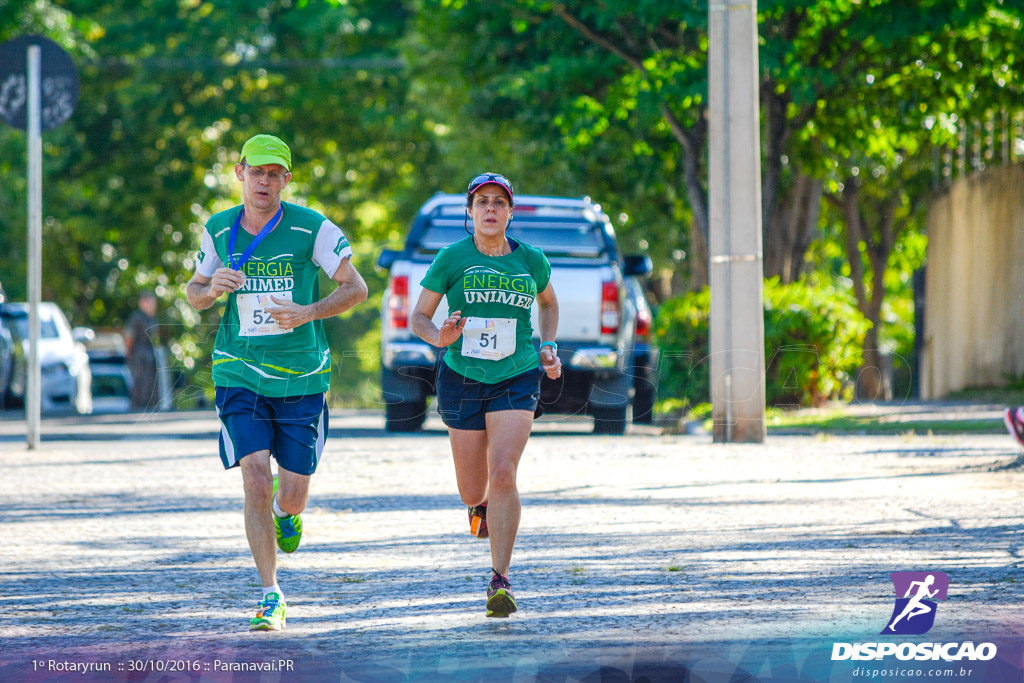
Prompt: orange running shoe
<box><xmin>468</xmin><ymin>503</ymin><xmax>488</xmax><ymax>538</ymax></box>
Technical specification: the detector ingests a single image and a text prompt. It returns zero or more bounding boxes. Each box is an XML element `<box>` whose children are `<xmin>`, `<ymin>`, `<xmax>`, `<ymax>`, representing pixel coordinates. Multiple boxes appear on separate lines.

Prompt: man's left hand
<box><xmin>268</xmin><ymin>296</ymin><xmax>312</xmax><ymax>330</ymax></box>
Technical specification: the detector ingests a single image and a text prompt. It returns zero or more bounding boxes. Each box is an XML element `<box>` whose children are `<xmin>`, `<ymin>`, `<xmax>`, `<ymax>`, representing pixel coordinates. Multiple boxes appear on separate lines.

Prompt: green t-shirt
<box><xmin>420</xmin><ymin>236</ymin><xmax>551</xmax><ymax>384</ymax></box>
<box><xmin>196</xmin><ymin>201</ymin><xmax>352</xmax><ymax>397</ymax></box>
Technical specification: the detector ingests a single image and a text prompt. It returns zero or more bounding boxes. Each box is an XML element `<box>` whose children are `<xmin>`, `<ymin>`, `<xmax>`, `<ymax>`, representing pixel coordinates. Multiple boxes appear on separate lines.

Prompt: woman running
<box><xmin>410</xmin><ymin>172</ymin><xmax>561</xmax><ymax>617</ymax></box>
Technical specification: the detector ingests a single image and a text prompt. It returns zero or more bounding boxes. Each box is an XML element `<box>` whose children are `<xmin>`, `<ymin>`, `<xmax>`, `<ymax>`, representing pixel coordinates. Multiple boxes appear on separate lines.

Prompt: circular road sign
<box><xmin>0</xmin><ymin>35</ymin><xmax>79</xmax><ymax>131</ymax></box>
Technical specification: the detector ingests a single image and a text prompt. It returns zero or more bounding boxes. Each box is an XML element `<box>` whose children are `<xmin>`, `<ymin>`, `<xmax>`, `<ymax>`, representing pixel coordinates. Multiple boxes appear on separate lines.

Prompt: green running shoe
<box><xmin>486</xmin><ymin>570</ymin><xmax>517</xmax><ymax>618</ymax></box>
<box><xmin>250</xmin><ymin>592</ymin><xmax>286</xmax><ymax>631</ymax></box>
<box><xmin>272</xmin><ymin>476</ymin><xmax>303</xmax><ymax>553</ymax></box>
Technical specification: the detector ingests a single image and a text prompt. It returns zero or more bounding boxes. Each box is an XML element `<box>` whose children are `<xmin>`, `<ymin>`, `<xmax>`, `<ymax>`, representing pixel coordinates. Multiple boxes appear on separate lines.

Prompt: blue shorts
<box><xmin>436</xmin><ymin>361</ymin><xmax>543</xmax><ymax>431</ymax></box>
<box><xmin>214</xmin><ymin>386</ymin><xmax>328</xmax><ymax>476</ymax></box>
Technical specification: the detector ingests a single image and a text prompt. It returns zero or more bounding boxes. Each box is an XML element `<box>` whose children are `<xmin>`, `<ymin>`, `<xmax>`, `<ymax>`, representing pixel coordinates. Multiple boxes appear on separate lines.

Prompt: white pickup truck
<box><xmin>377</xmin><ymin>194</ymin><xmax>656</xmax><ymax>434</ymax></box>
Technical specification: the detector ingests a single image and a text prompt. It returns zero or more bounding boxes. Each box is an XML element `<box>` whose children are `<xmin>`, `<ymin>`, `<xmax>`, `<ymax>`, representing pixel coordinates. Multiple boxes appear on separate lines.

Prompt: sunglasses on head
<box><xmin>467</xmin><ymin>173</ymin><xmax>514</xmax><ymax>197</ymax></box>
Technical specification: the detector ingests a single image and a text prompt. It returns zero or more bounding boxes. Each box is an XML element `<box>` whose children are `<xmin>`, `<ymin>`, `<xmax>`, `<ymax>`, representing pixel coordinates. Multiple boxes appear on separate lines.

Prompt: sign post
<box><xmin>0</xmin><ymin>35</ymin><xmax>79</xmax><ymax>449</ymax></box>
<box><xmin>27</xmin><ymin>46</ymin><xmax>42</xmax><ymax>450</ymax></box>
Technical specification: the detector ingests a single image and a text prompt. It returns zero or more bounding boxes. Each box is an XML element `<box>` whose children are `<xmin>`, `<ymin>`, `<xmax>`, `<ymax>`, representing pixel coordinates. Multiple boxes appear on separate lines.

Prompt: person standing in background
<box><xmin>125</xmin><ymin>291</ymin><xmax>161</xmax><ymax>411</ymax></box>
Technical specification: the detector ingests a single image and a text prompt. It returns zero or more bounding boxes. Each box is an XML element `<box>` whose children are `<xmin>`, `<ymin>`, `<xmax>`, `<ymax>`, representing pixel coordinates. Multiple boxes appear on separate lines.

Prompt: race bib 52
<box><xmin>236</xmin><ymin>291</ymin><xmax>294</xmax><ymax>337</ymax></box>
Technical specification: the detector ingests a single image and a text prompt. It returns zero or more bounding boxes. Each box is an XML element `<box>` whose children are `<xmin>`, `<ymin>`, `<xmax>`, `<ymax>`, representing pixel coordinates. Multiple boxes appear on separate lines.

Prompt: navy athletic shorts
<box><xmin>214</xmin><ymin>386</ymin><xmax>328</xmax><ymax>476</ymax></box>
<box><xmin>436</xmin><ymin>361</ymin><xmax>543</xmax><ymax>431</ymax></box>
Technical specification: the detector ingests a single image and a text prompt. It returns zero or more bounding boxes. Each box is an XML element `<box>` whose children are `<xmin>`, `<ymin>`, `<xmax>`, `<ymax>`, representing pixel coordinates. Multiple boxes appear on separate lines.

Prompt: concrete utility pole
<box><xmin>708</xmin><ymin>0</ymin><xmax>766</xmax><ymax>443</ymax></box>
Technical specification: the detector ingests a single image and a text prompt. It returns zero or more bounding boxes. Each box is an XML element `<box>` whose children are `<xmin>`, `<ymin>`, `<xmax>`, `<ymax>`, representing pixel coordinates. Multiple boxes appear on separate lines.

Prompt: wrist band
<box><xmin>540</xmin><ymin>341</ymin><xmax>558</xmax><ymax>352</ymax></box>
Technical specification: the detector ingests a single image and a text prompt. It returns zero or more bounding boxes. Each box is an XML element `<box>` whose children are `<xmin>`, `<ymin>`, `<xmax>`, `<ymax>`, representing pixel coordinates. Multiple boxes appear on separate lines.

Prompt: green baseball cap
<box><xmin>240</xmin><ymin>134</ymin><xmax>291</xmax><ymax>171</ymax></box>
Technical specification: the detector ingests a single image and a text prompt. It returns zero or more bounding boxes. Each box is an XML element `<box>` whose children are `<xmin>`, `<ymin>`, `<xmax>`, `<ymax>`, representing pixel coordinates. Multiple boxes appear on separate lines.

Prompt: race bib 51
<box><xmin>461</xmin><ymin>317</ymin><xmax>516</xmax><ymax>361</ymax></box>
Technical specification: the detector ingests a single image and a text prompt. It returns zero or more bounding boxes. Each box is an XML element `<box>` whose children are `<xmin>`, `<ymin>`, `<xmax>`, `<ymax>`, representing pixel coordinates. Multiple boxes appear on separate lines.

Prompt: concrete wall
<box><xmin>922</xmin><ymin>164</ymin><xmax>1024</xmax><ymax>398</ymax></box>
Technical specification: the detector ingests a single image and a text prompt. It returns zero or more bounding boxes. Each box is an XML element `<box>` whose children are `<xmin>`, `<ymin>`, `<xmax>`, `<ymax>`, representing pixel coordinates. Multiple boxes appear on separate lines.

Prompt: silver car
<box><xmin>82</xmin><ymin>332</ymin><xmax>132</xmax><ymax>414</ymax></box>
<box><xmin>0</xmin><ymin>302</ymin><xmax>92</xmax><ymax>414</ymax></box>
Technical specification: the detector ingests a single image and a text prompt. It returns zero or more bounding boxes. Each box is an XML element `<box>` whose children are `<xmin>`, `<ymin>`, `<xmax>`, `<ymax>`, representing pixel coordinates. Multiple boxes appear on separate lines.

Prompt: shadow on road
<box><xmin>4</xmin><ymin>480</ymin><xmax>1024</xmax><ymax>661</ymax></box>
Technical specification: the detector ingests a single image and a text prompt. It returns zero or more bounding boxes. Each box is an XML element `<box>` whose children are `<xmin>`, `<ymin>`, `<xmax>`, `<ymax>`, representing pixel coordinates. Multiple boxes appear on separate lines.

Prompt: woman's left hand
<box><xmin>540</xmin><ymin>347</ymin><xmax>562</xmax><ymax>379</ymax></box>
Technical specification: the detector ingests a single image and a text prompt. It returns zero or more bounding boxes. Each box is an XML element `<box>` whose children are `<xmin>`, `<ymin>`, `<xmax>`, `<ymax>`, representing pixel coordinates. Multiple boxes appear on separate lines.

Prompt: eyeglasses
<box><xmin>244</xmin><ymin>165</ymin><xmax>289</xmax><ymax>183</ymax></box>
<box><xmin>468</xmin><ymin>173</ymin><xmax>513</xmax><ymax>198</ymax></box>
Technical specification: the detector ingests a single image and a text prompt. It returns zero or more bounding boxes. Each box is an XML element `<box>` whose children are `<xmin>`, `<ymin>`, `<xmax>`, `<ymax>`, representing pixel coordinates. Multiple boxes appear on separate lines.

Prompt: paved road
<box><xmin>1</xmin><ymin>410</ymin><xmax>1022</xmax><ymax>682</ymax></box>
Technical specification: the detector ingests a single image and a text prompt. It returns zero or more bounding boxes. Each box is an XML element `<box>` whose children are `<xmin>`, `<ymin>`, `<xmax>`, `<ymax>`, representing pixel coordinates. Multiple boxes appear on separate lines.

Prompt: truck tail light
<box><xmin>388</xmin><ymin>275</ymin><xmax>408</xmax><ymax>329</ymax></box>
<box><xmin>601</xmin><ymin>281</ymin><xmax>620</xmax><ymax>335</ymax></box>
<box><xmin>636</xmin><ymin>308</ymin><xmax>651</xmax><ymax>339</ymax></box>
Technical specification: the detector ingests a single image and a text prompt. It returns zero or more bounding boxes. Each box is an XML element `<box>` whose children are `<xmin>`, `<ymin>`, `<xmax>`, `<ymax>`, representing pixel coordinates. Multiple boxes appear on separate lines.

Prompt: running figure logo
<box><xmin>881</xmin><ymin>571</ymin><xmax>949</xmax><ymax>635</ymax></box>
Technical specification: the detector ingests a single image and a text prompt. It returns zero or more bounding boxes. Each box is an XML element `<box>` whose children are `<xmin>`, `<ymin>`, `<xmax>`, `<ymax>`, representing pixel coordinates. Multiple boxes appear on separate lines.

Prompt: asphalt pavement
<box><xmin>1</xmin><ymin>407</ymin><xmax>1022</xmax><ymax>682</ymax></box>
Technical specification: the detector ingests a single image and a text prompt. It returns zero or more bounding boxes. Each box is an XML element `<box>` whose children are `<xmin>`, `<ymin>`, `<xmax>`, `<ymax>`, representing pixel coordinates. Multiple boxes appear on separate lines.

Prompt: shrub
<box><xmin>652</xmin><ymin>278</ymin><xmax>870</xmax><ymax>408</ymax></box>
<box><xmin>652</xmin><ymin>288</ymin><xmax>711</xmax><ymax>408</ymax></box>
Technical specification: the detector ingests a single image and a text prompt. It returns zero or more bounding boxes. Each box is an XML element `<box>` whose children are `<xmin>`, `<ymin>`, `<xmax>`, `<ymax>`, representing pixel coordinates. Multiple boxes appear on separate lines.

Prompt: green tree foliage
<box><xmin>2</xmin><ymin>0</ymin><xmax>1022</xmax><ymax>408</ymax></box>
<box><xmin>409</xmin><ymin>0</ymin><xmax>989</xmax><ymax>293</ymax></box>
<box><xmin>800</xmin><ymin>0</ymin><xmax>1023</xmax><ymax>398</ymax></box>
<box><xmin>405</xmin><ymin>0</ymin><xmax>698</xmax><ymax>295</ymax></box>
<box><xmin>408</xmin><ymin>0</ymin><xmax>1024</xmax><ymax>398</ymax></box>
<box><xmin>0</xmin><ymin>0</ymin><xmax>451</xmax><ymax>404</ymax></box>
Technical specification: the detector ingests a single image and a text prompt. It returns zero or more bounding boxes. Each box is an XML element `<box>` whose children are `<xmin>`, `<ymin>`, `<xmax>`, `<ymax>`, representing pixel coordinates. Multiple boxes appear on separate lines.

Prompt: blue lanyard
<box><xmin>227</xmin><ymin>205</ymin><xmax>283</xmax><ymax>271</ymax></box>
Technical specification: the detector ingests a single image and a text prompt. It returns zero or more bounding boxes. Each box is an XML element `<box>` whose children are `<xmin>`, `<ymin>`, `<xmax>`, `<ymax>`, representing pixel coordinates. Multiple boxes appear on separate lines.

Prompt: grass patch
<box><xmin>661</xmin><ymin>398</ymin><xmax>1007</xmax><ymax>435</ymax></box>
<box><xmin>947</xmin><ymin>387</ymin><xmax>1023</xmax><ymax>404</ymax></box>
<box><xmin>765</xmin><ymin>409</ymin><xmax>1001</xmax><ymax>434</ymax></box>
<box><xmin>324</xmin><ymin>574</ymin><xmax>366</xmax><ymax>584</ymax></box>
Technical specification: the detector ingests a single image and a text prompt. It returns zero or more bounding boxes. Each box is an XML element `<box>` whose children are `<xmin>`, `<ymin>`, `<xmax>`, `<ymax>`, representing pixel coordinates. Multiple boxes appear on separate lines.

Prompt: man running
<box><xmin>186</xmin><ymin>134</ymin><xmax>368</xmax><ymax>630</ymax></box>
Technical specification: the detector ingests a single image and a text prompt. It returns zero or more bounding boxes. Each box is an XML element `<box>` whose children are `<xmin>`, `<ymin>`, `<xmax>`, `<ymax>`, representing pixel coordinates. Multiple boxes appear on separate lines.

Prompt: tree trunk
<box><xmin>765</xmin><ymin>170</ymin><xmax>824</xmax><ymax>283</ymax></box>
<box><xmin>759</xmin><ymin>87</ymin><xmax>826</xmax><ymax>284</ymax></box>
<box><xmin>661</xmin><ymin>104</ymin><xmax>709</xmax><ymax>290</ymax></box>
<box><xmin>787</xmin><ymin>174</ymin><xmax>823</xmax><ymax>282</ymax></box>
<box><xmin>683</xmin><ymin>176</ymin><xmax>709</xmax><ymax>290</ymax></box>
<box><xmin>858</xmin><ymin>336</ymin><xmax>887</xmax><ymax>401</ymax></box>
<box><xmin>835</xmin><ymin>180</ymin><xmax>868</xmax><ymax>310</ymax></box>
<box><xmin>833</xmin><ymin>179</ymin><xmax>896</xmax><ymax>401</ymax></box>
<box><xmin>857</xmin><ymin>276</ymin><xmax>889</xmax><ymax>401</ymax></box>
<box><xmin>761</xmin><ymin>86</ymin><xmax>788</xmax><ymax>280</ymax></box>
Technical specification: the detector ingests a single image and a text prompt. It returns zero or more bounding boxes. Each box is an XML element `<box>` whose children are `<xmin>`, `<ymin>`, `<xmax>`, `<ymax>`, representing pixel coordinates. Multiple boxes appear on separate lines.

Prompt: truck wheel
<box><xmin>593</xmin><ymin>407</ymin><xmax>627</xmax><ymax>435</ymax></box>
<box><xmin>385</xmin><ymin>400</ymin><xmax>427</xmax><ymax>432</ymax></box>
<box><xmin>632</xmin><ymin>383</ymin><xmax>656</xmax><ymax>425</ymax></box>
